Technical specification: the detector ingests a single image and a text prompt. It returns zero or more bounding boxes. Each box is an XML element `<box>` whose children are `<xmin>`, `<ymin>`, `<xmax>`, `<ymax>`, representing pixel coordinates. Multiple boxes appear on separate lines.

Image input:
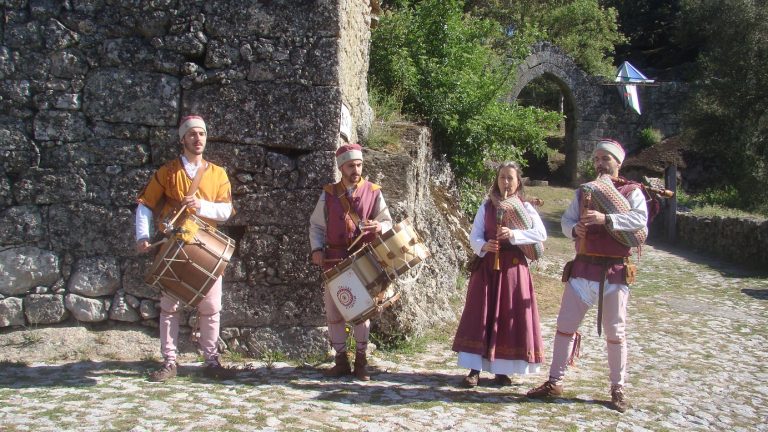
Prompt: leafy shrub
<box><xmin>638</xmin><ymin>127</ymin><xmax>663</xmax><ymax>149</ymax></box>
<box><xmin>370</xmin><ymin>0</ymin><xmax>562</xmax><ymax>182</ymax></box>
<box><xmin>676</xmin><ymin>185</ymin><xmax>741</xmax><ymax>210</ymax></box>
<box><xmin>577</xmin><ymin>158</ymin><xmax>596</xmax><ymax>183</ymax></box>
<box><xmin>458</xmin><ymin>179</ymin><xmax>490</xmax><ymax>220</ymax></box>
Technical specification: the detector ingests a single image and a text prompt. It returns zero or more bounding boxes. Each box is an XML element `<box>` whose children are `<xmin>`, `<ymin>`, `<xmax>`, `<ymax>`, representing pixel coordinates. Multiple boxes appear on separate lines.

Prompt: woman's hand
<box><xmin>481</xmin><ymin>239</ymin><xmax>500</xmax><ymax>253</ymax></box>
<box><xmin>496</xmin><ymin>227</ymin><xmax>513</xmax><ymax>241</ymax></box>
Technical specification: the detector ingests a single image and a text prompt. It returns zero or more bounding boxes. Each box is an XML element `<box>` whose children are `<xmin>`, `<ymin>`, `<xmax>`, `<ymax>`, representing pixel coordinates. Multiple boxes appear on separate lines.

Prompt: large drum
<box><xmin>145</xmin><ymin>214</ymin><xmax>236</xmax><ymax>307</ymax></box>
<box><xmin>323</xmin><ymin>245</ymin><xmax>397</xmax><ymax>325</ymax></box>
<box><xmin>369</xmin><ymin>218</ymin><xmax>430</xmax><ymax>280</ymax></box>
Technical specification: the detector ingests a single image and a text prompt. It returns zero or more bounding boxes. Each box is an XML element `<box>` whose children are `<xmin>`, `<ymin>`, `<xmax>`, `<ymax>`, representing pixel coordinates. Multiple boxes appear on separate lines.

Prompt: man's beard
<box><xmin>185</xmin><ymin>142</ymin><xmax>204</xmax><ymax>155</ymax></box>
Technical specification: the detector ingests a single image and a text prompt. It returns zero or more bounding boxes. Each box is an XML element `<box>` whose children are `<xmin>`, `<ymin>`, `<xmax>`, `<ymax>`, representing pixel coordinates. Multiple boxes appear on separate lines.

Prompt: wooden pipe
<box><xmin>494</xmin><ymin>191</ymin><xmax>506</xmax><ymax>271</ymax></box>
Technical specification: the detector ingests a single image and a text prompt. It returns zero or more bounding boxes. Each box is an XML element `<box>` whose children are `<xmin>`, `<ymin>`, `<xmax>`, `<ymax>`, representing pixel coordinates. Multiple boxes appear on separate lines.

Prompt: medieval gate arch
<box><xmin>507</xmin><ymin>42</ymin><xmax>687</xmax><ymax>186</ymax></box>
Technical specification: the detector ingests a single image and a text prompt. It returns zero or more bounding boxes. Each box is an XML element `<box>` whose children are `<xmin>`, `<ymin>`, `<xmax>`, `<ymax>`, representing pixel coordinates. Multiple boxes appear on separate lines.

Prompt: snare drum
<box><xmin>145</xmin><ymin>214</ymin><xmax>236</xmax><ymax>307</ymax></box>
<box><xmin>370</xmin><ymin>218</ymin><xmax>430</xmax><ymax>279</ymax></box>
<box><xmin>323</xmin><ymin>245</ymin><xmax>393</xmax><ymax>324</ymax></box>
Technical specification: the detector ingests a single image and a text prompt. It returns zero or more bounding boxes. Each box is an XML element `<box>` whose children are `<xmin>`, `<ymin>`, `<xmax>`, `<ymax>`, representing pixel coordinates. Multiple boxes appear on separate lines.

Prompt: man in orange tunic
<box><xmin>135</xmin><ymin>115</ymin><xmax>236</xmax><ymax>382</ymax></box>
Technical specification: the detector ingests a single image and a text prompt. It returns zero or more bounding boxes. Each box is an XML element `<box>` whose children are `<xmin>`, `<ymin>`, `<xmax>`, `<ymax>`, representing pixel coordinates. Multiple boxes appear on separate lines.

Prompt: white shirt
<box><xmin>135</xmin><ymin>155</ymin><xmax>233</xmax><ymax>241</ymax></box>
<box><xmin>469</xmin><ymin>199</ymin><xmax>547</xmax><ymax>257</ymax></box>
<box><xmin>560</xmin><ymin>186</ymin><xmax>648</xmax><ymax>304</ymax></box>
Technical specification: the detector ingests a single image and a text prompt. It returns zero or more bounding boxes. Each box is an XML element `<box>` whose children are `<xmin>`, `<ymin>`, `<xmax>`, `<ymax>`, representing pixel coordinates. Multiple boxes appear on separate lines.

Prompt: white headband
<box><xmin>336</xmin><ymin>149</ymin><xmax>363</xmax><ymax>168</ymax></box>
<box><xmin>178</xmin><ymin>117</ymin><xmax>207</xmax><ymax>140</ymax></box>
<box><xmin>594</xmin><ymin>139</ymin><xmax>625</xmax><ymax>164</ymax></box>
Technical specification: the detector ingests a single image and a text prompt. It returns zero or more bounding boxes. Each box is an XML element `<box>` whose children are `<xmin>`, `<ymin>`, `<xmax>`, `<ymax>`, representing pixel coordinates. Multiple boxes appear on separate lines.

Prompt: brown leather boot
<box><xmin>353</xmin><ymin>352</ymin><xmax>370</xmax><ymax>381</ymax></box>
<box><xmin>526</xmin><ymin>380</ymin><xmax>564</xmax><ymax>398</ymax></box>
<box><xmin>148</xmin><ymin>361</ymin><xmax>177</xmax><ymax>382</ymax></box>
<box><xmin>324</xmin><ymin>352</ymin><xmax>352</xmax><ymax>378</ymax></box>
<box><xmin>610</xmin><ymin>384</ymin><xmax>630</xmax><ymax>413</ymax></box>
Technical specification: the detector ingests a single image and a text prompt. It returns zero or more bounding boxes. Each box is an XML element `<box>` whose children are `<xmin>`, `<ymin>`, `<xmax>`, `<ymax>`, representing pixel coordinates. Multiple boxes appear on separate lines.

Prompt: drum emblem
<box><xmin>336</xmin><ymin>286</ymin><xmax>356</xmax><ymax>309</ymax></box>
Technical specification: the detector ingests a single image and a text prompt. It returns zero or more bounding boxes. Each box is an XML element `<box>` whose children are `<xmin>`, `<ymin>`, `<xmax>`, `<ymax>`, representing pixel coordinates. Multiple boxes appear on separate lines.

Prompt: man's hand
<box><xmin>136</xmin><ymin>239</ymin><xmax>151</xmax><ymax>254</ymax></box>
<box><xmin>580</xmin><ymin>209</ymin><xmax>606</xmax><ymax>226</ymax></box>
<box><xmin>481</xmin><ymin>239</ymin><xmax>499</xmax><ymax>253</ymax></box>
<box><xmin>311</xmin><ymin>250</ymin><xmax>324</xmax><ymax>267</ymax></box>
<box><xmin>573</xmin><ymin>223</ymin><xmax>587</xmax><ymax>238</ymax></box>
<box><xmin>181</xmin><ymin>195</ymin><xmax>201</xmax><ymax>211</ymax></box>
<box><xmin>359</xmin><ymin>219</ymin><xmax>381</xmax><ymax>234</ymax></box>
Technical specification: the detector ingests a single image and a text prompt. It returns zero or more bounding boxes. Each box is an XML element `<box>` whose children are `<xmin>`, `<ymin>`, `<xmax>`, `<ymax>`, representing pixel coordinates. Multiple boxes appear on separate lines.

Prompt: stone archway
<box><xmin>506</xmin><ymin>42</ymin><xmax>600</xmax><ymax>185</ymax></box>
<box><xmin>506</xmin><ymin>42</ymin><xmax>688</xmax><ymax>186</ymax></box>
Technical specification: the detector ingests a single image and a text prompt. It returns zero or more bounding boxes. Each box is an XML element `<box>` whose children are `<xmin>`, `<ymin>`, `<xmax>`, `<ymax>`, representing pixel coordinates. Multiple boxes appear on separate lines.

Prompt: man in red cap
<box><xmin>527</xmin><ymin>139</ymin><xmax>648</xmax><ymax>412</ymax></box>
<box><xmin>136</xmin><ymin>115</ymin><xmax>236</xmax><ymax>382</ymax></box>
<box><xmin>309</xmin><ymin>143</ymin><xmax>393</xmax><ymax>380</ymax></box>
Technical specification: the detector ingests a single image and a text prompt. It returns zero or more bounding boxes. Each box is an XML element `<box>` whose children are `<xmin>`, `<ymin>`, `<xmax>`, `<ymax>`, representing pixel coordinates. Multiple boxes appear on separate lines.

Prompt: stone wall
<box><xmin>0</xmin><ymin>0</ymin><xmax>389</xmax><ymax>357</ymax></box>
<box><xmin>362</xmin><ymin>124</ymin><xmax>464</xmax><ymax>337</ymax></box>
<box><xmin>675</xmin><ymin>213</ymin><xmax>768</xmax><ymax>270</ymax></box>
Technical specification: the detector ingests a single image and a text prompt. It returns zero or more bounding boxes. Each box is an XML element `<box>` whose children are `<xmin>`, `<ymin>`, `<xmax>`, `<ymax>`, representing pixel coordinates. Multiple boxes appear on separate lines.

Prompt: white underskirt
<box><xmin>457</xmin><ymin>352</ymin><xmax>540</xmax><ymax>375</ymax></box>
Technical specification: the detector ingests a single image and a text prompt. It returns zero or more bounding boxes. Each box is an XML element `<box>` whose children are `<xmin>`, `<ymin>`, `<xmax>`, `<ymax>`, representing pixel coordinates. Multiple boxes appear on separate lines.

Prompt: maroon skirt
<box><xmin>452</xmin><ymin>247</ymin><xmax>545</xmax><ymax>364</ymax></box>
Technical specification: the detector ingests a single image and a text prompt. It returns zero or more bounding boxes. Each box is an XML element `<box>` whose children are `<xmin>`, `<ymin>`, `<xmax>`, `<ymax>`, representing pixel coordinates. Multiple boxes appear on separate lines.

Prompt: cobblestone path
<box><xmin>1</xmin><ymin>244</ymin><xmax>766</xmax><ymax>431</ymax></box>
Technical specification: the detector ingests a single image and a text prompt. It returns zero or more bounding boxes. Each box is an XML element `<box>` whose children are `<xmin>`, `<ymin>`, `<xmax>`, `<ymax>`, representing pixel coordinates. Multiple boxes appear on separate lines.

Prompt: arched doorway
<box><xmin>514</xmin><ymin>73</ymin><xmax>577</xmax><ymax>186</ymax></box>
<box><xmin>506</xmin><ymin>42</ymin><xmax>598</xmax><ymax>186</ymax></box>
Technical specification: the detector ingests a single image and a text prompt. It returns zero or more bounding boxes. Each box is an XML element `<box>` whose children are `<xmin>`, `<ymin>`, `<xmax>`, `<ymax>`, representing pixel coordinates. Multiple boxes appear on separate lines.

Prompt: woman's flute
<box><xmin>494</xmin><ymin>191</ymin><xmax>506</xmax><ymax>271</ymax></box>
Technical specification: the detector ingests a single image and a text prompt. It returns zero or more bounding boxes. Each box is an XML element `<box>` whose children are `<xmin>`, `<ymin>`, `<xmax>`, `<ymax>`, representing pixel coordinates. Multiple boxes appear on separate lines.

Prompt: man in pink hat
<box><xmin>527</xmin><ymin>139</ymin><xmax>648</xmax><ymax>412</ymax></box>
<box><xmin>135</xmin><ymin>115</ymin><xmax>237</xmax><ymax>382</ymax></box>
<box><xmin>308</xmin><ymin>143</ymin><xmax>393</xmax><ymax>380</ymax></box>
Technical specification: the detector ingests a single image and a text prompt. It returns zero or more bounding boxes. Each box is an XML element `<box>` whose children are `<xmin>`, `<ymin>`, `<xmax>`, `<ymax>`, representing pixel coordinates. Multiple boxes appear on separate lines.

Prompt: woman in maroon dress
<box><xmin>452</xmin><ymin>161</ymin><xmax>547</xmax><ymax>387</ymax></box>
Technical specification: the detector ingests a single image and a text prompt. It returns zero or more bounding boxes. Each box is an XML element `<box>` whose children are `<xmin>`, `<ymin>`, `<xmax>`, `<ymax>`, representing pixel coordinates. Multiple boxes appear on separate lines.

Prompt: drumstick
<box><xmin>167</xmin><ymin>204</ymin><xmax>188</xmax><ymax>228</ymax></box>
<box><xmin>147</xmin><ymin>238</ymin><xmax>168</xmax><ymax>249</ymax></box>
<box><xmin>347</xmin><ymin>206</ymin><xmax>390</xmax><ymax>252</ymax></box>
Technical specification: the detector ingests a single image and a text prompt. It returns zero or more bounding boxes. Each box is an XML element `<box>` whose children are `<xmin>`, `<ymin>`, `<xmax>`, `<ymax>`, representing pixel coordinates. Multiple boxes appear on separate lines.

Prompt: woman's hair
<box><xmin>490</xmin><ymin>160</ymin><xmax>525</xmax><ymax>200</ymax></box>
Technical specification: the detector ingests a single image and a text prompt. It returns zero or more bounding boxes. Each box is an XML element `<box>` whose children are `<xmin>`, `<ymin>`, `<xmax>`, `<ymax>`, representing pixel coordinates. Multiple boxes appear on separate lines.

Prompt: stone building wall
<box><xmin>0</xmin><ymin>0</ymin><xmax>385</xmax><ymax>357</ymax></box>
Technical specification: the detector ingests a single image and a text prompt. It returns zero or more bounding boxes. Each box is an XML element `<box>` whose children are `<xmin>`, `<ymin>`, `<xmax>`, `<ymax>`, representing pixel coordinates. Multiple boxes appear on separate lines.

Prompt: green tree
<box><xmin>470</xmin><ymin>0</ymin><xmax>626</xmax><ymax>76</ymax></box>
<box><xmin>602</xmin><ymin>0</ymin><xmax>698</xmax><ymax>79</ymax></box>
<box><xmin>681</xmin><ymin>0</ymin><xmax>768</xmax><ymax>211</ymax></box>
<box><xmin>370</xmin><ymin>0</ymin><xmax>561</xmax><ymax>182</ymax></box>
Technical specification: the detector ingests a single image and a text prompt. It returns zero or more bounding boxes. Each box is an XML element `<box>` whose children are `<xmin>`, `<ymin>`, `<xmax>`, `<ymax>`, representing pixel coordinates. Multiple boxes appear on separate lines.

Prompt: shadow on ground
<box><xmin>647</xmin><ymin>240</ymin><xmax>768</xmax><ymax>279</ymax></box>
<box><xmin>0</xmin><ymin>360</ymin><xmax>616</xmax><ymax>411</ymax></box>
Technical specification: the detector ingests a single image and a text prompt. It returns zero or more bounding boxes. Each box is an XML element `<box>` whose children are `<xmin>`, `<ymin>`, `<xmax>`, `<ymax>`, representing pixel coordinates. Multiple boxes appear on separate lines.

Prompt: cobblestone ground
<box><xmin>1</xmin><ymin>244</ymin><xmax>767</xmax><ymax>431</ymax></box>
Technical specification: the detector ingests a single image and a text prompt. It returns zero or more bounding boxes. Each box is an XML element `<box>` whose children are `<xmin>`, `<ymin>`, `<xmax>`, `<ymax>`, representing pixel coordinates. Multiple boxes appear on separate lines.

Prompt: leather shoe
<box><xmin>203</xmin><ymin>361</ymin><xmax>238</xmax><ymax>380</ymax></box>
<box><xmin>148</xmin><ymin>362</ymin><xmax>177</xmax><ymax>382</ymax></box>
<box><xmin>493</xmin><ymin>374</ymin><xmax>512</xmax><ymax>386</ymax></box>
<box><xmin>526</xmin><ymin>380</ymin><xmax>563</xmax><ymax>398</ymax></box>
<box><xmin>610</xmin><ymin>384</ymin><xmax>630</xmax><ymax>413</ymax></box>
<box><xmin>324</xmin><ymin>352</ymin><xmax>352</xmax><ymax>378</ymax></box>
<box><xmin>461</xmin><ymin>370</ymin><xmax>480</xmax><ymax>388</ymax></box>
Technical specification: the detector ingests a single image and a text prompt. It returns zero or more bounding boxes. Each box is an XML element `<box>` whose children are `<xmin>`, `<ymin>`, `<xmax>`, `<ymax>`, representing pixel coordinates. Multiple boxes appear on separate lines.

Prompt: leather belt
<box><xmin>574</xmin><ymin>254</ymin><xmax>626</xmax><ymax>266</ymax></box>
<box><xmin>574</xmin><ymin>254</ymin><xmax>626</xmax><ymax>336</ymax></box>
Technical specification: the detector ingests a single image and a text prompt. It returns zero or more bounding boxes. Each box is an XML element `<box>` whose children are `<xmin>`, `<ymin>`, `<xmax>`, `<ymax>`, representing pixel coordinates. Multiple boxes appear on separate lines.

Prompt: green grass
<box><xmin>683</xmin><ymin>204</ymin><xmax>766</xmax><ymax>220</ymax></box>
<box><xmin>366</xmin><ymin>87</ymin><xmax>407</xmax><ymax>151</ymax></box>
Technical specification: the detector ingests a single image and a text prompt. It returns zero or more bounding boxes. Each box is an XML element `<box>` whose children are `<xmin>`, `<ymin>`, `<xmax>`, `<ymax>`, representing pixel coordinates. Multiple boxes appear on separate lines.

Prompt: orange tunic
<box><xmin>136</xmin><ymin>158</ymin><xmax>233</xmax><ymax>227</ymax></box>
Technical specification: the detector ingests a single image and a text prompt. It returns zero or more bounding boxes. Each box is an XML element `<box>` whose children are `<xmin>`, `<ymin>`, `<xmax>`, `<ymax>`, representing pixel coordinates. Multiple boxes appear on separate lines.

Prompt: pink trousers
<box><xmin>159</xmin><ymin>276</ymin><xmax>222</xmax><ymax>364</ymax></box>
<box><xmin>549</xmin><ymin>280</ymin><xmax>629</xmax><ymax>386</ymax></box>
<box><xmin>323</xmin><ymin>287</ymin><xmax>369</xmax><ymax>354</ymax></box>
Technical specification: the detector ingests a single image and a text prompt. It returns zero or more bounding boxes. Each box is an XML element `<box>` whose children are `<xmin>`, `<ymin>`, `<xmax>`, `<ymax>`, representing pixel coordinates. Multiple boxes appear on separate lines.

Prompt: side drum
<box><xmin>145</xmin><ymin>215</ymin><xmax>236</xmax><ymax>307</ymax></box>
<box><xmin>370</xmin><ymin>218</ymin><xmax>430</xmax><ymax>280</ymax></box>
<box><xmin>323</xmin><ymin>245</ymin><xmax>394</xmax><ymax>324</ymax></box>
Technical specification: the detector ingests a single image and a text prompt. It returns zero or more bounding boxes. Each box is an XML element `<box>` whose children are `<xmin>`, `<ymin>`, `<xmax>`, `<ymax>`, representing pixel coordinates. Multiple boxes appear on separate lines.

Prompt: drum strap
<box><xmin>187</xmin><ymin>159</ymin><xmax>208</xmax><ymax>197</ymax></box>
<box><xmin>165</xmin><ymin>160</ymin><xmax>209</xmax><ymax>228</ymax></box>
<box><xmin>334</xmin><ymin>182</ymin><xmax>362</xmax><ymax>227</ymax></box>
